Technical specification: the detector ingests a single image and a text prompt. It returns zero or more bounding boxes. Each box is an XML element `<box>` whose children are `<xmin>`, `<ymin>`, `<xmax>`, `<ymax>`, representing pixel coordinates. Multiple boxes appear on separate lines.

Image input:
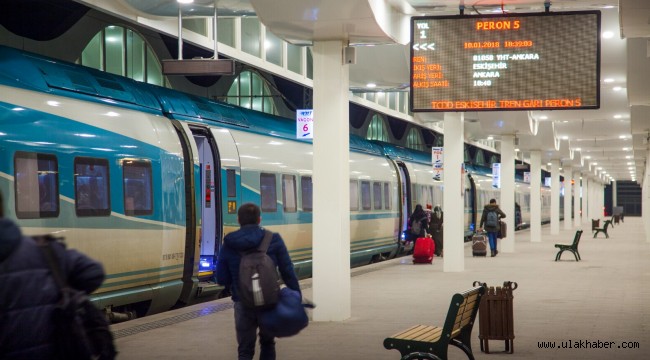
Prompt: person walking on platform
<box><xmin>217</xmin><ymin>203</ymin><xmax>301</xmax><ymax>360</ymax></box>
<box><xmin>408</xmin><ymin>204</ymin><xmax>428</xmax><ymax>244</ymax></box>
<box><xmin>0</xmin><ymin>190</ymin><xmax>106</xmax><ymax>359</ymax></box>
<box><xmin>429</xmin><ymin>205</ymin><xmax>444</xmax><ymax>257</ymax></box>
<box><xmin>479</xmin><ymin>198</ymin><xmax>506</xmax><ymax>257</ymax></box>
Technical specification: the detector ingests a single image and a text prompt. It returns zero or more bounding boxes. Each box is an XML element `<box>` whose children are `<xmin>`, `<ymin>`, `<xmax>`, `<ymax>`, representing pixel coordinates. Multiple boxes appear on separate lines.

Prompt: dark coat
<box><xmin>479</xmin><ymin>204</ymin><xmax>507</xmax><ymax>232</ymax></box>
<box><xmin>216</xmin><ymin>224</ymin><xmax>300</xmax><ymax>302</ymax></box>
<box><xmin>0</xmin><ymin>218</ymin><xmax>105</xmax><ymax>360</ymax></box>
<box><xmin>408</xmin><ymin>212</ymin><xmax>428</xmax><ymax>239</ymax></box>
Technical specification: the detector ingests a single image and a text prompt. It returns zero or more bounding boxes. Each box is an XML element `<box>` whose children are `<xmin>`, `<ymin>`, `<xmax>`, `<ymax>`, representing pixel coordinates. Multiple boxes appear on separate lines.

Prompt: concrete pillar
<box><xmin>550</xmin><ymin>160</ymin><xmax>560</xmax><ymax>235</ymax></box>
<box><xmin>443</xmin><ymin>112</ymin><xmax>465</xmax><ymax>272</ymax></box>
<box><xmin>573</xmin><ymin>170</ymin><xmax>581</xmax><ymax>228</ymax></box>
<box><xmin>498</xmin><ymin>135</ymin><xmax>515</xmax><ymax>252</ymax></box>
<box><xmin>582</xmin><ymin>176</ymin><xmax>590</xmax><ymax>224</ymax></box>
<box><xmin>312</xmin><ymin>40</ymin><xmax>350</xmax><ymax>321</ymax></box>
<box><xmin>530</xmin><ymin>151</ymin><xmax>542</xmax><ymax>242</ymax></box>
<box><xmin>645</xmin><ymin>151</ymin><xmax>650</xmax><ymax>242</ymax></box>
<box><xmin>612</xmin><ymin>180</ymin><xmax>617</xmax><ymax>207</ymax></box>
<box><xmin>564</xmin><ymin>166</ymin><xmax>573</xmax><ymax>230</ymax></box>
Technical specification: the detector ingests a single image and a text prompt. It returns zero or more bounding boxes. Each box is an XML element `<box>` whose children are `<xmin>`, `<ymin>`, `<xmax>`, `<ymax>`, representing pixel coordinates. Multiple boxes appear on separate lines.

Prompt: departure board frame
<box><xmin>410</xmin><ymin>11</ymin><xmax>601</xmax><ymax>112</ymax></box>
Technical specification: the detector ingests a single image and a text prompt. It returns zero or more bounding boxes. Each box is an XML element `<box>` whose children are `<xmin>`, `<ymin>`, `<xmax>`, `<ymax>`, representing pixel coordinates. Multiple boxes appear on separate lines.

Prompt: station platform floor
<box><xmin>111</xmin><ymin>217</ymin><xmax>649</xmax><ymax>359</ymax></box>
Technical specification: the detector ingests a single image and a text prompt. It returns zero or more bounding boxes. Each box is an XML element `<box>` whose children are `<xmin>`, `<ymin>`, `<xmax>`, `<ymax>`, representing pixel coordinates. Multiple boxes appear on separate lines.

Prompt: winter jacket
<box><xmin>479</xmin><ymin>204</ymin><xmax>507</xmax><ymax>232</ymax></box>
<box><xmin>0</xmin><ymin>218</ymin><xmax>105</xmax><ymax>360</ymax></box>
<box><xmin>408</xmin><ymin>213</ymin><xmax>428</xmax><ymax>239</ymax></box>
<box><xmin>216</xmin><ymin>224</ymin><xmax>300</xmax><ymax>302</ymax></box>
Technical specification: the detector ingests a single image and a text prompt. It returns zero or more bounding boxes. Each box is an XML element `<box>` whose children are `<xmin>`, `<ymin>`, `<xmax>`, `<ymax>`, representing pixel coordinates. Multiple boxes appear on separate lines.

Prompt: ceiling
<box><xmin>98</xmin><ymin>0</ymin><xmax>650</xmax><ymax>183</ymax></box>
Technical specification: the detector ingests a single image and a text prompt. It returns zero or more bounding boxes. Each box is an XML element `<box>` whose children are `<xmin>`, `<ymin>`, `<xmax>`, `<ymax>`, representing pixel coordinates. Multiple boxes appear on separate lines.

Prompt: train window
<box><xmin>373</xmin><ymin>182</ymin><xmax>382</xmax><ymax>210</ymax></box>
<box><xmin>301</xmin><ymin>176</ymin><xmax>313</xmax><ymax>212</ymax></box>
<box><xmin>384</xmin><ymin>183</ymin><xmax>391</xmax><ymax>210</ymax></box>
<box><xmin>227</xmin><ymin>169</ymin><xmax>236</xmax><ymax>197</ymax></box>
<box><xmin>14</xmin><ymin>152</ymin><xmax>59</xmax><ymax>219</ymax></box>
<box><xmin>74</xmin><ymin>157</ymin><xmax>110</xmax><ymax>217</ymax></box>
<box><xmin>349</xmin><ymin>181</ymin><xmax>359</xmax><ymax>211</ymax></box>
<box><xmin>123</xmin><ymin>160</ymin><xmax>153</xmax><ymax>216</ymax></box>
<box><xmin>361</xmin><ymin>181</ymin><xmax>371</xmax><ymax>211</ymax></box>
<box><xmin>260</xmin><ymin>173</ymin><xmax>277</xmax><ymax>212</ymax></box>
<box><xmin>282</xmin><ymin>175</ymin><xmax>297</xmax><ymax>213</ymax></box>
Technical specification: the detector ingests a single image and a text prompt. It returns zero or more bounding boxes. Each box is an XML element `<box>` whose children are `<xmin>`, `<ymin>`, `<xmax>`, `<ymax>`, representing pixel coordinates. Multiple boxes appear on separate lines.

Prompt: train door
<box><xmin>190</xmin><ymin>127</ymin><xmax>222</xmax><ymax>278</ymax></box>
<box><xmin>394</xmin><ymin>161</ymin><xmax>412</xmax><ymax>237</ymax></box>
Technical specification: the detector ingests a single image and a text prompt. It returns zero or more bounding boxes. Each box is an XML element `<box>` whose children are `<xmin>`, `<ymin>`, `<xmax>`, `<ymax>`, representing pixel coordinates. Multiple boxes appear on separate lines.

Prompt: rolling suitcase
<box><xmin>413</xmin><ymin>236</ymin><xmax>435</xmax><ymax>264</ymax></box>
<box><xmin>472</xmin><ymin>233</ymin><xmax>488</xmax><ymax>257</ymax></box>
<box><xmin>498</xmin><ymin>221</ymin><xmax>507</xmax><ymax>239</ymax></box>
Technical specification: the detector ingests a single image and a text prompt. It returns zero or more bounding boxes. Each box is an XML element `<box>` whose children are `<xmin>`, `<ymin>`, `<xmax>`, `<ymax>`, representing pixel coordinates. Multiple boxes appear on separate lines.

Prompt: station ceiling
<box><xmin>96</xmin><ymin>0</ymin><xmax>650</xmax><ymax>183</ymax></box>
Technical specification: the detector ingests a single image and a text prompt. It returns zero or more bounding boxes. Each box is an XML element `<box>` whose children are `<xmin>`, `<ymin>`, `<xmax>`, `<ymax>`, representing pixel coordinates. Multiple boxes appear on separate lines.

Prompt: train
<box><xmin>0</xmin><ymin>45</ymin><xmax>560</xmax><ymax>319</ymax></box>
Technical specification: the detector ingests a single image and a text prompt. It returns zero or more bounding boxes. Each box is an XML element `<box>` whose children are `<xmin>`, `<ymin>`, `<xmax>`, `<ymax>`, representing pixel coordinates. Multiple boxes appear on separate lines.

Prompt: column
<box><xmin>582</xmin><ymin>176</ymin><xmax>590</xmax><ymax>224</ymax></box>
<box><xmin>500</xmin><ymin>135</ymin><xmax>516</xmax><ymax>252</ymax></box>
<box><xmin>612</xmin><ymin>180</ymin><xmax>617</xmax><ymax>208</ymax></box>
<box><xmin>443</xmin><ymin>112</ymin><xmax>465</xmax><ymax>272</ymax></box>
<box><xmin>563</xmin><ymin>166</ymin><xmax>572</xmax><ymax>230</ymax></box>
<box><xmin>645</xmin><ymin>151</ymin><xmax>650</xmax><ymax>242</ymax></box>
<box><xmin>312</xmin><ymin>40</ymin><xmax>350</xmax><ymax>321</ymax></box>
<box><xmin>550</xmin><ymin>159</ymin><xmax>560</xmax><ymax>234</ymax></box>
<box><xmin>530</xmin><ymin>151</ymin><xmax>542</xmax><ymax>242</ymax></box>
<box><xmin>573</xmin><ymin>169</ymin><xmax>581</xmax><ymax>228</ymax></box>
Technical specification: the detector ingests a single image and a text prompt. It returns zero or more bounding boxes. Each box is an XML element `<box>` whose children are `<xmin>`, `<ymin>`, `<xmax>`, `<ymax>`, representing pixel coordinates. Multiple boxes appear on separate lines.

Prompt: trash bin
<box><xmin>473</xmin><ymin>281</ymin><xmax>518</xmax><ymax>354</ymax></box>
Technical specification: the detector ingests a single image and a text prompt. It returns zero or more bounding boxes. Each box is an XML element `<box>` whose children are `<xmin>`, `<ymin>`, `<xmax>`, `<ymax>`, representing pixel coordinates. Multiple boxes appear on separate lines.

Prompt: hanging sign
<box><xmin>492</xmin><ymin>163</ymin><xmax>501</xmax><ymax>188</ymax></box>
<box><xmin>523</xmin><ymin>171</ymin><xmax>531</xmax><ymax>183</ymax></box>
<box><xmin>296</xmin><ymin>109</ymin><xmax>313</xmax><ymax>139</ymax></box>
<box><xmin>432</xmin><ymin>147</ymin><xmax>443</xmax><ymax>181</ymax></box>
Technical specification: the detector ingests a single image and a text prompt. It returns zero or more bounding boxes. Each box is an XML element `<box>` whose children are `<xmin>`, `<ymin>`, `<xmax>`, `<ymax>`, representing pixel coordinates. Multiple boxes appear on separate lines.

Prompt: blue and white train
<box><xmin>0</xmin><ymin>45</ymin><xmax>558</xmax><ymax>318</ymax></box>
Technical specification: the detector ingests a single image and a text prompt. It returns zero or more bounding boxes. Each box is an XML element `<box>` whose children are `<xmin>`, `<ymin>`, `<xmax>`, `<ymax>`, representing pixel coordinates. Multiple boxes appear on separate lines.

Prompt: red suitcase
<box><xmin>413</xmin><ymin>236</ymin><xmax>435</xmax><ymax>264</ymax></box>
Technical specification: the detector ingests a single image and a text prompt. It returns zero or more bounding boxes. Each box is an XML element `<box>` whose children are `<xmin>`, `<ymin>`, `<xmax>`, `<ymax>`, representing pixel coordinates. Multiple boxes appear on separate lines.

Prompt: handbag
<box><xmin>258</xmin><ymin>287</ymin><xmax>315</xmax><ymax>338</ymax></box>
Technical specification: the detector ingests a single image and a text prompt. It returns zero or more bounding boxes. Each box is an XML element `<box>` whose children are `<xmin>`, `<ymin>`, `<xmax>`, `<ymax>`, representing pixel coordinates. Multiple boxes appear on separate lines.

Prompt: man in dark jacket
<box><xmin>217</xmin><ymin>202</ymin><xmax>301</xmax><ymax>360</ymax></box>
<box><xmin>479</xmin><ymin>198</ymin><xmax>507</xmax><ymax>257</ymax></box>
<box><xmin>0</xmin><ymin>190</ymin><xmax>105</xmax><ymax>359</ymax></box>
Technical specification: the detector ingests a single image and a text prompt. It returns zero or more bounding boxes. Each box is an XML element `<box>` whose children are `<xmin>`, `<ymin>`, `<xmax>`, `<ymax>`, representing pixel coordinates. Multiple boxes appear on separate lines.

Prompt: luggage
<box><xmin>498</xmin><ymin>221</ymin><xmax>507</xmax><ymax>239</ymax></box>
<box><xmin>413</xmin><ymin>236</ymin><xmax>435</xmax><ymax>264</ymax></box>
<box><xmin>472</xmin><ymin>233</ymin><xmax>488</xmax><ymax>257</ymax></box>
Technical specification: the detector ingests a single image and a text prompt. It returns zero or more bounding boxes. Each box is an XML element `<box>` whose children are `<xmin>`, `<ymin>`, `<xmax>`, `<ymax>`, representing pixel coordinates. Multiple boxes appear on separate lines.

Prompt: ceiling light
<box><xmin>604</xmin><ymin>78</ymin><xmax>614</xmax><ymax>83</ymax></box>
<box><xmin>487</xmin><ymin>136</ymin><xmax>493</xmax><ymax>140</ymax></box>
<box><xmin>575</xmin><ymin>148</ymin><xmax>581</xmax><ymax>151</ymax></box>
<box><xmin>626</xmin><ymin>156</ymin><xmax>632</xmax><ymax>159</ymax></box>
<box><xmin>614</xmin><ymin>114</ymin><xmax>622</xmax><ymax>119</ymax></box>
<box><xmin>627</xmin><ymin>162</ymin><xmax>633</xmax><ymax>165</ymax></box>
<box><xmin>584</xmin><ymin>156</ymin><xmax>591</xmax><ymax>159</ymax></box>
<box><xmin>366</xmin><ymin>83</ymin><xmax>376</xmax><ymax>88</ymax></box>
<box><xmin>596</xmin><ymin>167</ymin><xmax>602</xmax><ymax>170</ymax></box>
<box><xmin>592</xmin><ymin>162</ymin><xmax>598</xmax><ymax>165</ymax></box>
<box><xmin>602</xmin><ymin>31</ymin><xmax>614</xmax><ymax>39</ymax></box>
<box><xmin>540</xmin><ymin>116</ymin><xmax>548</xmax><ymax>120</ymax></box>
<box><xmin>628</xmin><ymin>167</ymin><xmax>634</xmax><ymax>170</ymax></box>
<box><xmin>613</xmin><ymin>86</ymin><xmax>622</xmax><ymax>91</ymax></box>
<box><xmin>515</xmin><ymin>148</ymin><xmax>520</xmax><ymax>152</ymax></box>
<box><xmin>622</xmin><ymin>147</ymin><xmax>629</xmax><ymax>151</ymax></box>
<box><xmin>177</xmin><ymin>0</ymin><xmax>194</xmax><ymax>3</ymax></box>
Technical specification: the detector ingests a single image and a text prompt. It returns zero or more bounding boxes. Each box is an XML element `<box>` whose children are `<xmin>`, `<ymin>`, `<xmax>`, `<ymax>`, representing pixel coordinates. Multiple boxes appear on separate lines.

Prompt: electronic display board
<box><xmin>410</xmin><ymin>11</ymin><xmax>600</xmax><ymax>112</ymax></box>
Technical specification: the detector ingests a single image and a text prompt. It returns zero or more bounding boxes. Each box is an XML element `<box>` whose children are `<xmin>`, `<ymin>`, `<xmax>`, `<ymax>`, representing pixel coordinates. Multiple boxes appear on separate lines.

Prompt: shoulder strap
<box><xmin>35</xmin><ymin>236</ymin><xmax>68</xmax><ymax>290</ymax></box>
<box><xmin>258</xmin><ymin>230</ymin><xmax>273</xmax><ymax>253</ymax></box>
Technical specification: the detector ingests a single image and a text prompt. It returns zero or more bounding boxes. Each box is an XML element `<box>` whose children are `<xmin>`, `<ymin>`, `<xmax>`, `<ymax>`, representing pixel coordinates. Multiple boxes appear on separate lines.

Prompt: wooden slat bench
<box><xmin>383</xmin><ymin>286</ymin><xmax>485</xmax><ymax>360</ymax></box>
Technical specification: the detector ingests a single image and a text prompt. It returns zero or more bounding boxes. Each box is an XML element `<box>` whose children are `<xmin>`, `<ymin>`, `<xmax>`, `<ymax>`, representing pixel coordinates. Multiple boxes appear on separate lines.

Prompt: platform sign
<box><xmin>523</xmin><ymin>171</ymin><xmax>531</xmax><ymax>183</ymax></box>
<box><xmin>492</xmin><ymin>163</ymin><xmax>501</xmax><ymax>188</ymax></box>
<box><xmin>432</xmin><ymin>147</ymin><xmax>443</xmax><ymax>181</ymax></box>
<box><xmin>410</xmin><ymin>11</ymin><xmax>601</xmax><ymax>112</ymax></box>
<box><xmin>296</xmin><ymin>109</ymin><xmax>313</xmax><ymax>139</ymax></box>
<box><xmin>544</xmin><ymin>176</ymin><xmax>551</xmax><ymax>187</ymax></box>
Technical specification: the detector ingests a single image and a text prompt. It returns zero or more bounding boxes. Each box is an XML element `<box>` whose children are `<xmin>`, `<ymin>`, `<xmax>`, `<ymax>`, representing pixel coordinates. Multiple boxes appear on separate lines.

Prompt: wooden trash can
<box><xmin>473</xmin><ymin>281</ymin><xmax>518</xmax><ymax>354</ymax></box>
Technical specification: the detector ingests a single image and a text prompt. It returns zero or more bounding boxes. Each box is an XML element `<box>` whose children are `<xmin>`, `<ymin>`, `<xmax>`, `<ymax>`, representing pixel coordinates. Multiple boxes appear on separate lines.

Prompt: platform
<box><xmin>112</xmin><ymin>217</ymin><xmax>649</xmax><ymax>359</ymax></box>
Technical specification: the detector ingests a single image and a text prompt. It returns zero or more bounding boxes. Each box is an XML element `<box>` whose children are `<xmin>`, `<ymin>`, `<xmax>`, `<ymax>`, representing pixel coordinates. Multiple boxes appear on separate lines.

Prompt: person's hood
<box><xmin>484</xmin><ymin>204</ymin><xmax>500</xmax><ymax>211</ymax></box>
<box><xmin>224</xmin><ymin>224</ymin><xmax>266</xmax><ymax>251</ymax></box>
<box><xmin>0</xmin><ymin>218</ymin><xmax>22</xmax><ymax>261</ymax></box>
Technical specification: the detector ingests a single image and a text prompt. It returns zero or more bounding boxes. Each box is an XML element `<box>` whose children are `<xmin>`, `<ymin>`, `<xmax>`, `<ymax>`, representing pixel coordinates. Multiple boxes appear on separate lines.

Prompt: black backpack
<box><xmin>36</xmin><ymin>235</ymin><xmax>117</xmax><ymax>360</ymax></box>
<box><xmin>486</xmin><ymin>210</ymin><xmax>499</xmax><ymax>228</ymax></box>
<box><xmin>238</xmin><ymin>230</ymin><xmax>280</xmax><ymax>310</ymax></box>
<box><xmin>410</xmin><ymin>216</ymin><xmax>425</xmax><ymax>236</ymax></box>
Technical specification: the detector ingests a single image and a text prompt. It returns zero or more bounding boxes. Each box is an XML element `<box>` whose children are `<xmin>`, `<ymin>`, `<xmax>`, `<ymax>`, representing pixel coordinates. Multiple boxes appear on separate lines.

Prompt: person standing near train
<box><xmin>479</xmin><ymin>198</ymin><xmax>506</xmax><ymax>257</ymax></box>
<box><xmin>0</xmin><ymin>190</ymin><xmax>106</xmax><ymax>359</ymax></box>
<box><xmin>407</xmin><ymin>204</ymin><xmax>428</xmax><ymax>244</ymax></box>
<box><xmin>429</xmin><ymin>205</ymin><xmax>444</xmax><ymax>257</ymax></box>
<box><xmin>217</xmin><ymin>202</ymin><xmax>301</xmax><ymax>360</ymax></box>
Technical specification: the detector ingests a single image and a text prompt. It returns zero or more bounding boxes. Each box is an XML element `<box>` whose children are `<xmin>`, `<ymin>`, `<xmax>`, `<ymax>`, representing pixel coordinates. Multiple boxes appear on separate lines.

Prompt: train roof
<box><xmin>0</xmin><ymin>44</ymin><xmax>432</xmax><ymax>161</ymax></box>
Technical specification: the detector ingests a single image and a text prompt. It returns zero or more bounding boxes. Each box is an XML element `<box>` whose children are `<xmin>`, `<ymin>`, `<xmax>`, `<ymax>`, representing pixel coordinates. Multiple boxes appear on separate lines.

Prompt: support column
<box><xmin>564</xmin><ymin>166</ymin><xmax>573</xmax><ymax>230</ymax></box>
<box><xmin>612</xmin><ymin>180</ymin><xmax>617</xmax><ymax>207</ymax></box>
<box><xmin>443</xmin><ymin>112</ymin><xmax>465</xmax><ymax>272</ymax></box>
<box><xmin>573</xmin><ymin>169</ymin><xmax>581</xmax><ymax>228</ymax></box>
<box><xmin>582</xmin><ymin>176</ymin><xmax>590</xmax><ymax>224</ymax></box>
<box><xmin>530</xmin><ymin>151</ymin><xmax>542</xmax><ymax>242</ymax></box>
<box><xmin>550</xmin><ymin>160</ymin><xmax>560</xmax><ymax>234</ymax></box>
<box><xmin>500</xmin><ymin>135</ymin><xmax>515</xmax><ymax>252</ymax></box>
<box><xmin>312</xmin><ymin>40</ymin><xmax>350</xmax><ymax>321</ymax></box>
<box><xmin>645</xmin><ymin>151</ymin><xmax>650</xmax><ymax>242</ymax></box>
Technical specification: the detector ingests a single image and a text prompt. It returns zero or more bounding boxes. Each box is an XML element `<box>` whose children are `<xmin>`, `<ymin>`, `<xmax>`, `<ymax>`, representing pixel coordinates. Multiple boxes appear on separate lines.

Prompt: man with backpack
<box><xmin>479</xmin><ymin>198</ymin><xmax>507</xmax><ymax>257</ymax></box>
<box><xmin>217</xmin><ymin>203</ymin><xmax>301</xmax><ymax>360</ymax></box>
<box><xmin>0</xmin><ymin>190</ymin><xmax>107</xmax><ymax>359</ymax></box>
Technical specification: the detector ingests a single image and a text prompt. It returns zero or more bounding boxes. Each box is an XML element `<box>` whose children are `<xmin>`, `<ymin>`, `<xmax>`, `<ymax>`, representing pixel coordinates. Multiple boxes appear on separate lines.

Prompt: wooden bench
<box><xmin>593</xmin><ymin>220</ymin><xmax>611</xmax><ymax>238</ymax></box>
<box><xmin>383</xmin><ymin>286</ymin><xmax>485</xmax><ymax>360</ymax></box>
<box><xmin>555</xmin><ymin>230</ymin><xmax>583</xmax><ymax>261</ymax></box>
